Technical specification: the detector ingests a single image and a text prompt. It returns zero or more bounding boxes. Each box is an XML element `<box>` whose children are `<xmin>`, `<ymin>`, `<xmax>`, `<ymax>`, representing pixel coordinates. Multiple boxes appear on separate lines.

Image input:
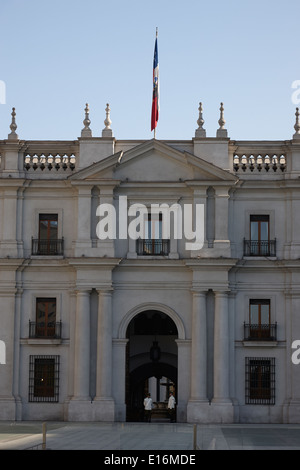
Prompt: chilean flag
<box><xmin>151</xmin><ymin>31</ymin><xmax>159</xmax><ymax>132</ymax></box>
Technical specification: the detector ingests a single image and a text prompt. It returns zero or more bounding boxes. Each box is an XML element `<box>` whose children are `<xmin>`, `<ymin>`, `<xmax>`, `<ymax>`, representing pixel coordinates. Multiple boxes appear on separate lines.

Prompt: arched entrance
<box><xmin>125</xmin><ymin>310</ymin><xmax>178</xmax><ymax>421</ymax></box>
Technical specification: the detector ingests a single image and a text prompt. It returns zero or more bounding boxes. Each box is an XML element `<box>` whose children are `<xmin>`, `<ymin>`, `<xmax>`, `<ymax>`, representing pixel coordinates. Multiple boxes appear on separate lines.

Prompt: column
<box><xmin>0</xmin><ymin>290</ymin><xmax>18</xmax><ymax>420</ymax></box>
<box><xmin>287</xmin><ymin>293</ymin><xmax>300</xmax><ymax>422</ymax></box>
<box><xmin>93</xmin><ymin>290</ymin><xmax>115</xmax><ymax>421</ymax></box>
<box><xmin>96</xmin><ymin>290</ymin><xmax>113</xmax><ymax>399</ymax></box>
<box><xmin>112</xmin><ymin>338</ymin><xmax>128</xmax><ymax>421</ymax></box>
<box><xmin>213</xmin><ymin>291</ymin><xmax>231</xmax><ymax>403</ymax></box>
<box><xmin>73</xmin><ymin>290</ymin><xmax>91</xmax><ymax>399</ymax></box>
<box><xmin>13</xmin><ymin>289</ymin><xmax>22</xmax><ymax>420</ymax></box>
<box><xmin>176</xmin><ymin>339</ymin><xmax>191</xmax><ymax>422</ymax></box>
<box><xmin>190</xmin><ymin>291</ymin><xmax>208</xmax><ymax>401</ymax></box>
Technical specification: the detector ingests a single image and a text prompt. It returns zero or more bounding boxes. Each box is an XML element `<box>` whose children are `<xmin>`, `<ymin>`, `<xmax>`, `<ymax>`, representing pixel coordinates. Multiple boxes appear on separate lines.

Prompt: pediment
<box><xmin>69</xmin><ymin>139</ymin><xmax>238</xmax><ymax>184</ymax></box>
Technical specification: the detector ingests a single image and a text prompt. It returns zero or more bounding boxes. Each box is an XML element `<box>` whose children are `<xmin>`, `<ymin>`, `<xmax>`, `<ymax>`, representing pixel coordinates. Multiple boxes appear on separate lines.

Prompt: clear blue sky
<box><xmin>0</xmin><ymin>0</ymin><xmax>299</xmax><ymax>142</ymax></box>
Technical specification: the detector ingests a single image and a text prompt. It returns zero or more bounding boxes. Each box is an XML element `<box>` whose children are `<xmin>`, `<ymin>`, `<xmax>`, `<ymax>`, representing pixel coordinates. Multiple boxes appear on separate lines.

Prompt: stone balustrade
<box><xmin>24</xmin><ymin>152</ymin><xmax>76</xmax><ymax>171</ymax></box>
<box><xmin>233</xmin><ymin>153</ymin><xmax>286</xmax><ymax>172</ymax></box>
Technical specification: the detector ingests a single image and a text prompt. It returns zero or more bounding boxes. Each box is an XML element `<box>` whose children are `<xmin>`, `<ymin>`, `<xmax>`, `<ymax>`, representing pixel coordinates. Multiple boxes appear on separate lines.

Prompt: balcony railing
<box><xmin>244</xmin><ymin>322</ymin><xmax>277</xmax><ymax>341</ymax></box>
<box><xmin>243</xmin><ymin>239</ymin><xmax>276</xmax><ymax>257</ymax></box>
<box><xmin>32</xmin><ymin>238</ymin><xmax>64</xmax><ymax>256</ymax></box>
<box><xmin>136</xmin><ymin>239</ymin><xmax>170</xmax><ymax>256</ymax></box>
<box><xmin>29</xmin><ymin>320</ymin><xmax>62</xmax><ymax>339</ymax></box>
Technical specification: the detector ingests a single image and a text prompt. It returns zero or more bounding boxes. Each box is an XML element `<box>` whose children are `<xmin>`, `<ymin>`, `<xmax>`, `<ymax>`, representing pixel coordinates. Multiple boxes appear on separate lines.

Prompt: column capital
<box><xmin>184</xmin><ymin>181</ymin><xmax>209</xmax><ymax>195</ymax></box>
<box><xmin>75</xmin><ymin>288</ymin><xmax>92</xmax><ymax>295</ymax></box>
<box><xmin>72</xmin><ymin>184</ymin><xmax>93</xmax><ymax>195</ymax></box>
<box><xmin>191</xmin><ymin>289</ymin><xmax>207</xmax><ymax>297</ymax></box>
<box><xmin>112</xmin><ymin>338</ymin><xmax>129</xmax><ymax>347</ymax></box>
<box><xmin>214</xmin><ymin>185</ymin><xmax>231</xmax><ymax>197</ymax></box>
<box><xmin>96</xmin><ymin>288</ymin><xmax>113</xmax><ymax>296</ymax></box>
<box><xmin>214</xmin><ymin>290</ymin><xmax>230</xmax><ymax>297</ymax></box>
<box><xmin>175</xmin><ymin>339</ymin><xmax>191</xmax><ymax>348</ymax></box>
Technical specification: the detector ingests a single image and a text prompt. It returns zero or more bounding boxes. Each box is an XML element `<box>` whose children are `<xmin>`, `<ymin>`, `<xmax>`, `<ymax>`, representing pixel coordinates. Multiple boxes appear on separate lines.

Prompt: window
<box><xmin>250</xmin><ymin>215</ymin><xmax>269</xmax><ymax>256</ymax></box>
<box><xmin>29</xmin><ymin>298</ymin><xmax>61</xmax><ymax>339</ymax></box>
<box><xmin>244</xmin><ymin>215</ymin><xmax>276</xmax><ymax>256</ymax></box>
<box><xmin>249</xmin><ymin>299</ymin><xmax>270</xmax><ymax>339</ymax></box>
<box><xmin>244</xmin><ymin>300</ymin><xmax>277</xmax><ymax>340</ymax></box>
<box><xmin>39</xmin><ymin>213</ymin><xmax>58</xmax><ymax>241</ymax></box>
<box><xmin>250</xmin><ymin>215</ymin><xmax>269</xmax><ymax>243</ymax></box>
<box><xmin>245</xmin><ymin>357</ymin><xmax>275</xmax><ymax>405</ymax></box>
<box><xmin>32</xmin><ymin>214</ymin><xmax>64</xmax><ymax>255</ymax></box>
<box><xmin>29</xmin><ymin>355</ymin><xmax>60</xmax><ymax>402</ymax></box>
<box><xmin>36</xmin><ymin>298</ymin><xmax>57</xmax><ymax>338</ymax></box>
<box><xmin>136</xmin><ymin>213</ymin><xmax>170</xmax><ymax>255</ymax></box>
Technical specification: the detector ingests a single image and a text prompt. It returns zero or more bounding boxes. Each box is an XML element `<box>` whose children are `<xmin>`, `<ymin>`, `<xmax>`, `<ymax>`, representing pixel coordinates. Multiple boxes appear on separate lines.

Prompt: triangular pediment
<box><xmin>69</xmin><ymin>139</ymin><xmax>238</xmax><ymax>184</ymax></box>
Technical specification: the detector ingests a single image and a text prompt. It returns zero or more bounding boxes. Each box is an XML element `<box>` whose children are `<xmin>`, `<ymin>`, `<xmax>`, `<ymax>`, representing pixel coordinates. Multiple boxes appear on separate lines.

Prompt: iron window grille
<box><xmin>29</xmin><ymin>320</ymin><xmax>62</xmax><ymax>339</ymax></box>
<box><xmin>244</xmin><ymin>215</ymin><xmax>276</xmax><ymax>257</ymax></box>
<box><xmin>245</xmin><ymin>357</ymin><xmax>275</xmax><ymax>405</ymax></box>
<box><xmin>244</xmin><ymin>322</ymin><xmax>277</xmax><ymax>341</ymax></box>
<box><xmin>32</xmin><ymin>238</ymin><xmax>64</xmax><ymax>256</ymax></box>
<box><xmin>136</xmin><ymin>238</ymin><xmax>170</xmax><ymax>256</ymax></box>
<box><xmin>243</xmin><ymin>238</ymin><xmax>276</xmax><ymax>257</ymax></box>
<box><xmin>136</xmin><ymin>213</ymin><xmax>170</xmax><ymax>256</ymax></box>
<box><xmin>29</xmin><ymin>355</ymin><xmax>60</xmax><ymax>402</ymax></box>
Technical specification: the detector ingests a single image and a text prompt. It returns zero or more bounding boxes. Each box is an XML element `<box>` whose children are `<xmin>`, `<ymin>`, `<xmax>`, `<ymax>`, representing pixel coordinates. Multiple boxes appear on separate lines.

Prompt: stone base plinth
<box><xmin>67</xmin><ymin>398</ymin><xmax>115</xmax><ymax>422</ymax></box>
<box><xmin>0</xmin><ymin>397</ymin><xmax>17</xmax><ymax>420</ymax></box>
<box><xmin>187</xmin><ymin>399</ymin><xmax>234</xmax><ymax>424</ymax></box>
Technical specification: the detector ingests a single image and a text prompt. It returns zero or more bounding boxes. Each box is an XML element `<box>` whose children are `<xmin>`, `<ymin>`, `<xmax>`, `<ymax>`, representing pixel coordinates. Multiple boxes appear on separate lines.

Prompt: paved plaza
<box><xmin>0</xmin><ymin>421</ymin><xmax>300</xmax><ymax>450</ymax></box>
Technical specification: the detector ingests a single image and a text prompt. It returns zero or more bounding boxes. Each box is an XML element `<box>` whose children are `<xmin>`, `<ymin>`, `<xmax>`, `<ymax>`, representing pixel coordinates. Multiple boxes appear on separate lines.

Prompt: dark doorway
<box><xmin>125</xmin><ymin>310</ymin><xmax>178</xmax><ymax>422</ymax></box>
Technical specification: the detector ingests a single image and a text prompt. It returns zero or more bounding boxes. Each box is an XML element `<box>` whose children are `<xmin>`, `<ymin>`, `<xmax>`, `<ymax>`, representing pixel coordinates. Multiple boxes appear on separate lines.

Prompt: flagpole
<box><xmin>151</xmin><ymin>27</ymin><xmax>159</xmax><ymax>139</ymax></box>
<box><xmin>155</xmin><ymin>26</ymin><xmax>158</xmax><ymax>141</ymax></box>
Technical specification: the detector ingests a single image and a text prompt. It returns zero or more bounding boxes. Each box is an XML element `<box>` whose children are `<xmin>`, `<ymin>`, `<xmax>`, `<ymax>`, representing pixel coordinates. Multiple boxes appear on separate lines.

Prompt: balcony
<box><xmin>243</xmin><ymin>239</ymin><xmax>276</xmax><ymax>257</ymax></box>
<box><xmin>29</xmin><ymin>320</ymin><xmax>62</xmax><ymax>339</ymax></box>
<box><xmin>244</xmin><ymin>322</ymin><xmax>277</xmax><ymax>341</ymax></box>
<box><xmin>32</xmin><ymin>238</ymin><xmax>64</xmax><ymax>256</ymax></box>
<box><xmin>136</xmin><ymin>239</ymin><xmax>170</xmax><ymax>256</ymax></box>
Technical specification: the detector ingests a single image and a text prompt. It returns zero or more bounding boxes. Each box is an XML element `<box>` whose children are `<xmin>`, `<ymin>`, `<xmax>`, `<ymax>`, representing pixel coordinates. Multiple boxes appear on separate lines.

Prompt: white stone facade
<box><xmin>0</xmin><ymin>105</ymin><xmax>300</xmax><ymax>423</ymax></box>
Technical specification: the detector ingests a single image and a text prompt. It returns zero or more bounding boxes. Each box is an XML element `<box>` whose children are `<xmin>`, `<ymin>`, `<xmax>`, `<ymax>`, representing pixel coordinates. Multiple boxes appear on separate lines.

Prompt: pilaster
<box><xmin>73</xmin><ymin>184</ymin><xmax>93</xmax><ymax>256</ymax></box>
<box><xmin>213</xmin><ymin>185</ymin><xmax>231</xmax><ymax>256</ymax></box>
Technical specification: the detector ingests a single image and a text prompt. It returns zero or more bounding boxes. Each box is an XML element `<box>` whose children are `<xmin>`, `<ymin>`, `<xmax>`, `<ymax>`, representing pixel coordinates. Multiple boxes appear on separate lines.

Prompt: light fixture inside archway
<box><xmin>150</xmin><ymin>339</ymin><xmax>161</xmax><ymax>362</ymax></box>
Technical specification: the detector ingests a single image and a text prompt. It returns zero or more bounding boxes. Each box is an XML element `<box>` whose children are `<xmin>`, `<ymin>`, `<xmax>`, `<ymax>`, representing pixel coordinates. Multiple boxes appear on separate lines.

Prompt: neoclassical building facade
<box><xmin>0</xmin><ymin>103</ymin><xmax>300</xmax><ymax>423</ymax></box>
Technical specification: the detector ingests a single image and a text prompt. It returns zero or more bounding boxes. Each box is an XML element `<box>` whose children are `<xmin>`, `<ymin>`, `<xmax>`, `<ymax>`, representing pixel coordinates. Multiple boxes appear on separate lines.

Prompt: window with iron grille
<box><xmin>35</xmin><ymin>298</ymin><xmax>57</xmax><ymax>338</ymax></box>
<box><xmin>243</xmin><ymin>214</ymin><xmax>276</xmax><ymax>257</ymax></box>
<box><xmin>29</xmin><ymin>355</ymin><xmax>60</xmax><ymax>402</ymax></box>
<box><xmin>136</xmin><ymin>213</ymin><xmax>170</xmax><ymax>255</ymax></box>
<box><xmin>245</xmin><ymin>357</ymin><xmax>275</xmax><ymax>405</ymax></box>
<box><xmin>32</xmin><ymin>213</ymin><xmax>64</xmax><ymax>256</ymax></box>
<box><xmin>244</xmin><ymin>299</ymin><xmax>277</xmax><ymax>341</ymax></box>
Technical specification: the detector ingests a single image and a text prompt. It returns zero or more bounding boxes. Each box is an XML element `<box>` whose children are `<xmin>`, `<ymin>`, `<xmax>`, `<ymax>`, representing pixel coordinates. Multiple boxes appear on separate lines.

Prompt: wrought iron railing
<box><xmin>136</xmin><ymin>239</ymin><xmax>170</xmax><ymax>256</ymax></box>
<box><xmin>243</xmin><ymin>239</ymin><xmax>276</xmax><ymax>257</ymax></box>
<box><xmin>32</xmin><ymin>238</ymin><xmax>64</xmax><ymax>256</ymax></box>
<box><xmin>244</xmin><ymin>322</ymin><xmax>277</xmax><ymax>341</ymax></box>
<box><xmin>29</xmin><ymin>320</ymin><xmax>62</xmax><ymax>339</ymax></box>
